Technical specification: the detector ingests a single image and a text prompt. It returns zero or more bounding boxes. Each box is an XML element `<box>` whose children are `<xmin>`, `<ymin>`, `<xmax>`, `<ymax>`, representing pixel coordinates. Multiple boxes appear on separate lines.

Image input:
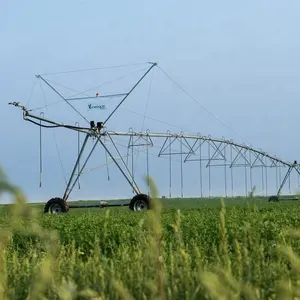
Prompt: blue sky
<box><xmin>1</xmin><ymin>0</ymin><xmax>300</xmax><ymax>203</ymax></box>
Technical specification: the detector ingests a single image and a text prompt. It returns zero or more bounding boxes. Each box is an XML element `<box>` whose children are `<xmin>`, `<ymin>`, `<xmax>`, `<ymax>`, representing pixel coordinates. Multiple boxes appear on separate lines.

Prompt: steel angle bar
<box><xmin>65</xmin><ymin>93</ymin><xmax>128</xmax><ymax>101</ymax></box>
<box><xmin>205</xmin><ymin>163</ymin><xmax>232</xmax><ymax>167</ymax></box>
<box><xmin>230</xmin><ymin>145</ymin><xmax>250</xmax><ymax>167</ymax></box>
<box><xmin>184</xmin><ymin>138</ymin><xmax>228</xmax><ymax>163</ymax></box>
<box><xmin>250</xmin><ymin>151</ymin><xmax>266</xmax><ymax>167</ymax></box>
<box><xmin>158</xmin><ymin>136</ymin><xmax>177</xmax><ymax>156</ymax></box>
<box><xmin>184</xmin><ymin>137</ymin><xmax>206</xmax><ymax>162</ymax></box>
<box><xmin>267</xmin><ymin>156</ymin><xmax>281</xmax><ymax>168</ymax></box>
<box><xmin>158</xmin><ymin>135</ymin><xmax>194</xmax><ymax>156</ymax></box>
<box><xmin>12</xmin><ymin>104</ymin><xmax>295</xmax><ymax>171</ymax></box>
<box><xmin>206</xmin><ymin>159</ymin><xmax>227</xmax><ymax>167</ymax></box>
<box><xmin>36</xmin><ymin>75</ymin><xmax>90</xmax><ymax>124</ymax></box>
<box><xmin>277</xmin><ymin>164</ymin><xmax>295</xmax><ymax>196</ymax></box>
<box><xmin>127</xmin><ymin>134</ymin><xmax>154</xmax><ymax>148</ymax></box>
<box><xmin>233</xmin><ymin>144</ymin><xmax>251</xmax><ymax>165</ymax></box>
<box><xmin>75</xmin><ymin>122</ymin><xmax>81</xmax><ymax>189</ymax></box>
<box><xmin>65</xmin><ymin>139</ymin><xmax>100</xmax><ymax>200</ymax></box>
<box><xmin>102</xmin><ymin>130</ymin><xmax>293</xmax><ymax>167</ymax></box>
<box><xmin>97</xmin><ymin>135</ymin><xmax>141</xmax><ymax>194</ymax></box>
<box><xmin>39</xmin><ymin>112</ymin><xmax>44</xmax><ymax>187</ymax></box>
<box><xmin>206</xmin><ymin>141</ymin><xmax>228</xmax><ymax>167</ymax></box>
<box><xmin>295</xmin><ymin>164</ymin><xmax>300</xmax><ymax>176</ymax></box>
<box><xmin>107</xmin><ymin>132</ymin><xmax>141</xmax><ymax>188</ymax></box>
<box><xmin>63</xmin><ymin>134</ymin><xmax>90</xmax><ymax>200</ymax></box>
<box><xmin>103</xmin><ymin>62</ymin><xmax>157</xmax><ymax>125</ymax></box>
<box><xmin>208</xmin><ymin>140</ymin><xmax>227</xmax><ymax>160</ymax></box>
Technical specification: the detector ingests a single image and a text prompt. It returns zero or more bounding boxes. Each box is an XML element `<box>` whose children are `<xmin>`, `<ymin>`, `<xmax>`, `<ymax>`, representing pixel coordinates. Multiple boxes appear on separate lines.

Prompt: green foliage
<box><xmin>2</xmin><ymin>170</ymin><xmax>300</xmax><ymax>299</ymax></box>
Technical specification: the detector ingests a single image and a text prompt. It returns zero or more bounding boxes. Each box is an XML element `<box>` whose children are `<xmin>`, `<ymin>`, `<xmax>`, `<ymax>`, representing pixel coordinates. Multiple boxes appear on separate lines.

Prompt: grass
<box><xmin>2</xmin><ymin>169</ymin><xmax>300</xmax><ymax>299</ymax></box>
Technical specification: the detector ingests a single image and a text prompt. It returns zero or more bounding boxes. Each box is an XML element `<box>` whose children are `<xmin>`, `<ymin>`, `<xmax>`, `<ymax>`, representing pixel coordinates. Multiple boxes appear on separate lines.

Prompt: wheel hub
<box><xmin>49</xmin><ymin>204</ymin><xmax>63</xmax><ymax>214</ymax></box>
<box><xmin>134</xmin><ymin>199</ymin><xmax>148</xmax><ymax>211</ymax></box>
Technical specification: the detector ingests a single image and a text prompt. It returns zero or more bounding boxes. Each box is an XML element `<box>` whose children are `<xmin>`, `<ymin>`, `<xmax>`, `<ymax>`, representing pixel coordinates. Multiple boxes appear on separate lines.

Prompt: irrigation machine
<box><xmin>9</xmin><ymin>62</ymin><xmax>300</xmax><ymax>213</ymax></box>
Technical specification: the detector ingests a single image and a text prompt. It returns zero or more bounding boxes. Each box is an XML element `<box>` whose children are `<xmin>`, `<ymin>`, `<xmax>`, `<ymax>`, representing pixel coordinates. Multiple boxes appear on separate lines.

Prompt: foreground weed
<box><xmin>2</xmin><ymin>167</ymin><xmax>300</xmax><ymax>299</ymax></box>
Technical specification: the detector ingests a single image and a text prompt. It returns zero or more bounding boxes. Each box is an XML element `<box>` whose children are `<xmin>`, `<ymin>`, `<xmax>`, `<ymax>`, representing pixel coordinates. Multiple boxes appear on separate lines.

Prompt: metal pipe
<box><xmin>97</xmin><ymin>136</ymin><xmax>140</xmax><ymax>195</ymax></box>
<box><xmin>65</xmin><ymin>138</ymin><xmax>99</xmax><ymax>200</ymax></box>
<box><xmin>104</xmin><ymin>62</ymin><xmax>157</xmax><ymax>124</ymax></box>
<box><xmin>63</xmin><ymin>134</ymin><xmax>90</xmax><ymax>200</ymax></box>
<box><xmin>39</xmin><ymin>112</ymin><xmax>44</xmax><ymax>187</ymax></box>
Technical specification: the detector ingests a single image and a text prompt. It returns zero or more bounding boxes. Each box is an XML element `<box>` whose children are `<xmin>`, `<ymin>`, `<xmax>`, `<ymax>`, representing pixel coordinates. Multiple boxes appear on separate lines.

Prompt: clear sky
<box><xmin>1</xmin><ymin>0</ymin><xmax>300</xmax><ymax>203</ymax></box>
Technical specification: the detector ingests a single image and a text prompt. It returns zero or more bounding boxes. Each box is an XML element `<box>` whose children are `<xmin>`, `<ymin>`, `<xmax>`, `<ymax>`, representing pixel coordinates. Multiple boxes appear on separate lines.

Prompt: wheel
<box><xmin>268</xmin><ymin>195</ymin><xmax>279</xmax><ymax>202</ymax></box>
<box><xmin>44</xmin><ymin>197</ymin><xmax>69</xmax><ymax>214</ymax></box>
<box><xmin>129</xmin><ymin>193</ymin><xmax>151</xmax><ymax>211</ymax></box>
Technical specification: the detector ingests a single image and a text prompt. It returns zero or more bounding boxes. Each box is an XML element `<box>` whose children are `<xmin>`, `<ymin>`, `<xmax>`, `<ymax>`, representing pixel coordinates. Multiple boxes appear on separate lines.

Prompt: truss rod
<box><xmin>96</xmin><ymin>136</ymin><xmax>141</xmax><ymax>194</ymax></box>
<box><xmin>66</xmin><ymin>93</ymin><xmax>128</xmax><ymax>101</ymax></box>
<box><xmin>75</xmin><ymin>122</ymin><xmax>81</xmax><ymax>189</ymax></box>
<box><xmin>103</xmin><ymin>62</ymin><xmax>157</xmax><ymax>125</ymax></box>
<box><xmin>65</xmin><ymin>139</ymin><xmax>100</xmax><ymax>200</ymax></box>
<box><xmin>36</xmin><ymin>75</ymin><xmax>90</xmax><ymax>124</ymax></box>
<box><xmin>12</xmin><ymin>101</ymin><xmax>296</xmax><ymax>170</ymax></box>
<box><xmin>277</xmin><ymin>165</ymin><xmax>294</xmax><ymax>196</ymax></box>
<box><xmin>105</xmin><ymin>131</ymin><xmax>294</xmax><ymax>167</ymax></box>
<box><xmin>106</xmin><ymin>133</ymin><xmax>140</xmax><ymax>194</ymax></box>
<box><xmin>276</xmin><ymin>161</ymin><xmax>298</xmax><ymax>196</ymax></box>
<box><xmin>39</xmin><ymin>112</ymin><xmax>44</xmax><ymax>187</ymax></box>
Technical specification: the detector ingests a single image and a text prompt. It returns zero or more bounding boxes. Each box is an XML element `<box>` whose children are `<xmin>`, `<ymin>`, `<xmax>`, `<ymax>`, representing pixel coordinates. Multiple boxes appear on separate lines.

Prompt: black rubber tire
<box><xmin>44</xmin><ymin>197</ymin><xmax>69</xmax><ymax>214</ymax></box>
<box><xmin>129</xmin><ymin>193</ymin><xmax>151</xmax><ymax>211</ymax></box>
<box><xmin>268</xmin><ymin>195</ymin><xmax>279</xmax><ymax>202</ymax></box>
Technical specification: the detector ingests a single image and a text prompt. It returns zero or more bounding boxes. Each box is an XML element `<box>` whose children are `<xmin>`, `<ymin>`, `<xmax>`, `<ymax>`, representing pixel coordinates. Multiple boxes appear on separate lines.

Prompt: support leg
<box><xmin>269</xmin><ymin>161</ymin><xmax>297</xmax><ymax>202</ymax></box>
<box><xmin>276</xmin><ymin>165</ymin><xmax>293</xmax><ymax>196</ymax></box>
<box><xmin>97</xmin><ymin>135</ymin><xmax>141</xmax><ymax>195</ymax></box>
<box><xmin>64</xmin><ymin>137</ymin><xmax>99</xmax><ymax>201</ymax></box>
<box><xmin>63</xmin><ymin>134</ymin><xmax>89</xmax><ymax>200</ymax></box>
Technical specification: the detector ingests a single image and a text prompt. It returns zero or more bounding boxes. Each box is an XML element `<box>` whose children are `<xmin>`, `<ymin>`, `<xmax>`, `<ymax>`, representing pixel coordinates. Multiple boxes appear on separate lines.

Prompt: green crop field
<box><xmin>2</xmin><ymin>171</ymin><xmax>300</xmax><ymax>299</ymax></box>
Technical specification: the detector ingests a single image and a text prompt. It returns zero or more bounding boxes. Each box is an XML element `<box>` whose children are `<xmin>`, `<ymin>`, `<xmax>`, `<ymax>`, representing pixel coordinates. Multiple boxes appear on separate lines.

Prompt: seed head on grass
<box><xmin>145</xmin><ymin>175</ymin><xmax>165</xmax><ymax>300</ymax></box>
<box><xmin>219</xmin><ymin>198</ymin><xmax>231</xmax><ymax>274</ymax></box>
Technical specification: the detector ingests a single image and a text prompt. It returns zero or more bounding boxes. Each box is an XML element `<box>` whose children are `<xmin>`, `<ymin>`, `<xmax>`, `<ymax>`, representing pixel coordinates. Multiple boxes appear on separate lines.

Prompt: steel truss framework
<box><xmin>8</xmin><ymin>102</ymin><xmax>300</xmax><ymax>201</ymax></box>
<box><xmin>8</xmin><ymin>62</ymin><xmax>300</xmax><ymax>212</ymax></box>
<box><xmin>108</xmin><ymin>130</ymin><xmax>300</xmax><ymax>198</ymax></box>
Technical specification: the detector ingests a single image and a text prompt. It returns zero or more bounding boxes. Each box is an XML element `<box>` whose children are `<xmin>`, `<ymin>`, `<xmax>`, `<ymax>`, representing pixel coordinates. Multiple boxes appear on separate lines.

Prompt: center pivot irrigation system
<box><xmin>9</xmin><ymin>62</ymin><xmax>300</xmax><ymax>213</ymax></box>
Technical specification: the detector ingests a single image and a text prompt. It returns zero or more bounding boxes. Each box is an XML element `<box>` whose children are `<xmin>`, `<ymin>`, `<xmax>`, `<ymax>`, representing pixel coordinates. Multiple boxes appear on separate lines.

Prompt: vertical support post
<box><xmin>39</xmin><ymin>112</ymin><xmax>44</xmax><ymax>187</ymax></box>
<box><xmin>279</xmin><ymin>166</ymin><xmax>282</xmax><ymax>192</ymax></box>
<box><xmin>265</xmin><ymin>157</ymin><xmax>268</xmax><ymax>196</ymax></box>
<box><xmin>131</xmin><ymin>131</ymin><xmax>134</xmax><ymax>194</ymax></box>
<box><xmin>208</xmin><ymin>140</ymin><xmax>211</xmax><ymax>198</ymax></box>
<box><xmin>288</xmin><ymin>171</ymin><xmax>291</xmax><ymax>194</ymax></box>
<box><xmin>230</xmin><ymin>144</ymin><xmax>234</xmax><ymax>198</ymax></box>
<box><xmin>223</xmin><ymin>139</ymin><xmax>227</xmax><ymax>198</ymax></box>
<box><xmin>276</xmin><ymin>165</ymin><xmax>279</xmax><ymax>191</ymax></box>
<box><xmin>169</xmin><ymin>133</ymin><xmax>172</xmax><ymax>198</ymax></box>
<box><xmin>261</xmin><ymin>166</ymin><xmax>264</xmax><ymax>197</ymax></box>
<box><xmin>146</xmin><ymin>132</ymin><xmax>150</xmax><ymax>195</ymax></box>
<box><xmin>244</xmin><ymin>154</ymin><xmax>248</xmax><ymax>197</ymax></box>
<box><xmin>75</xmin><ymin>122</ymin><xmax>81</xmax><ymax>189</ymax></box>
<box><xmin>199</xmin><ymin>135</ymin><xmax>203</xmax><ymax>198</ymax></box>
<box><xmin>104</xmin><ymin>134</ymin><xmax>110</xmax><ymax>181</ymax></box>
<box><xmin>180</xmin><ymin>134</ymin><xmax>183</xmax><ymax>198</ymax></box>
<box><xmin>249</xmin><ymin>151</ymin><xmax>253</xmax><ymax>193</ymax></box>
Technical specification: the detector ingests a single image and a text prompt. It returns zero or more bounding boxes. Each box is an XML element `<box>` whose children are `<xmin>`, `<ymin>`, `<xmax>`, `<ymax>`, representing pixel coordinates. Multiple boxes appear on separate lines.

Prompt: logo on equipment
<box><xmin>88</xmin><ymin>103</ymin><xmax>107</xmax><ymax>110</ymax></box>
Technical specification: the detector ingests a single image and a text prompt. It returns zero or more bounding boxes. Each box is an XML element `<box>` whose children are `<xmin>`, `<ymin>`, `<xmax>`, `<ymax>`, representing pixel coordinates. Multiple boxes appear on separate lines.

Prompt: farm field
<box><xmin>1</xmin><ymin>189</ymin><xmax>300</xmax><ymax>300</ymax></box>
